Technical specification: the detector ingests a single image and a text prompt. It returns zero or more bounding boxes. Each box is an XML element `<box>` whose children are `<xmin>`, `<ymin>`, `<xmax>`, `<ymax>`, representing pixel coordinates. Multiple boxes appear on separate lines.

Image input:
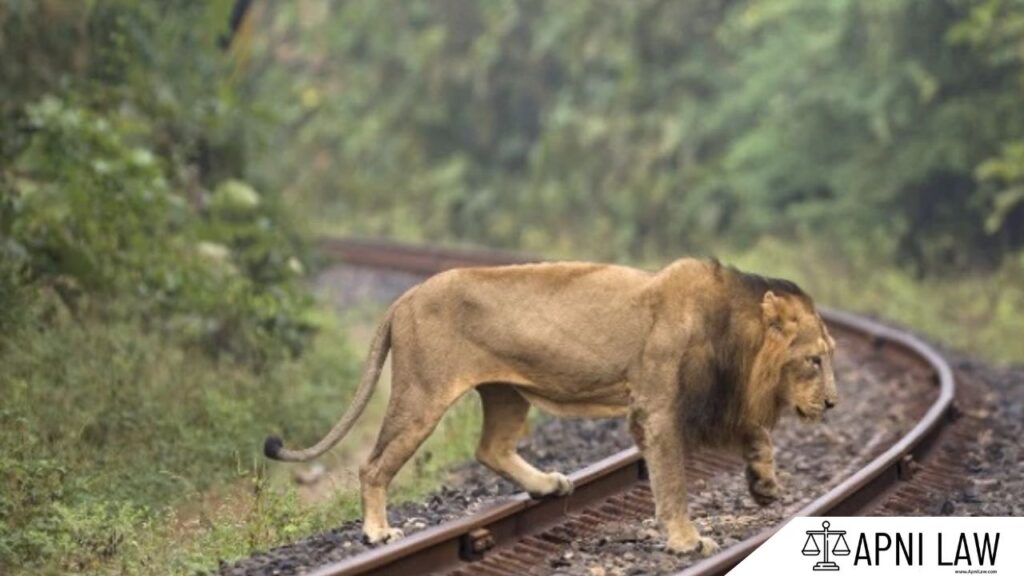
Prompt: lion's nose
<box><xmin>824</xmin><ymin>399</ymin><xmax>836</xmax><ymax>410</ymax></box>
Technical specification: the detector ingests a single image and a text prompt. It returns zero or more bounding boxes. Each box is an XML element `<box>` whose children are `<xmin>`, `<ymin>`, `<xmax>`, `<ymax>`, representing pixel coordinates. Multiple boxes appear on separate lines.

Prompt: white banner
<box><xmin>730</xmin><ymin>517</ymin><xmax>1024</xmax><ymax>576</ymax></box>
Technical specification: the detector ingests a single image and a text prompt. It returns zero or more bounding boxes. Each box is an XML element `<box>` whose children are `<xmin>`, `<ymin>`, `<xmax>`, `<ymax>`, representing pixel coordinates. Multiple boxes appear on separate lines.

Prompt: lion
<box><xmin>264</xmin><ymin>257</ymin><xmax>837</xmax><ymax>555</ymax></box>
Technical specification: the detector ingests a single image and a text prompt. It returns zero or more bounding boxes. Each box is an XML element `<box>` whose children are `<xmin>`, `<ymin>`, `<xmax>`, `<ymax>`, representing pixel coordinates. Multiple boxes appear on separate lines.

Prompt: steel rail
<box><xmin>307</xmin><ymin>237</ymin><xmax>957</xmax><ymax>576</ymax></box>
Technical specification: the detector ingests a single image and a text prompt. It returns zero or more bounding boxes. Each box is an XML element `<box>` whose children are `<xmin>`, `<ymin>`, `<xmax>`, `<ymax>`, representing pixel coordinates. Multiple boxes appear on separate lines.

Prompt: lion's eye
<box><xmin>808</xmin><ymin>356</ymin><xmax>822</xmax><ymax>369</ymax></box>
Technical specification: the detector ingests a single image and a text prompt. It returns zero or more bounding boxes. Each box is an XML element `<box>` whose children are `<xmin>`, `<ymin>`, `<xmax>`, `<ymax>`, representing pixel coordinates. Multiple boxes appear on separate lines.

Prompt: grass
<box><xmin>0</xmin><ymin>292</ymin><xmax>485</xmax><ymax>575</ymax></box>
<box><xmin>0</xmin><ymin>294</ymin><xmax>357</xmax><ymax>574</ymax></box>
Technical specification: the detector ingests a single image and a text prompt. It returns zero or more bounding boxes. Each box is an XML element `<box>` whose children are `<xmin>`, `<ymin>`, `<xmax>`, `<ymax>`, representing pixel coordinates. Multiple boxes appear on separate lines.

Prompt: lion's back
<box><xmin>398</xmin><ymin>262</ymin><xmax>654</xmax><ymax>375</ymax></box>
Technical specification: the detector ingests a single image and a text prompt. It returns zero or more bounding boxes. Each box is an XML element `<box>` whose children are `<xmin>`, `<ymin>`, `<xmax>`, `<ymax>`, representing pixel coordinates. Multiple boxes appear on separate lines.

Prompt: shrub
<box><xmin>5</xmin><ymin>95</ymin><xmax>313</xmax><ymax>362</ymax></box>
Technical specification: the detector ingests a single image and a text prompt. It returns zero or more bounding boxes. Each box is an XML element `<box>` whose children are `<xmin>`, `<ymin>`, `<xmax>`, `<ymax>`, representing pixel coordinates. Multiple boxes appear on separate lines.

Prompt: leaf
<box><xmin>985</xmin><ymin>186</ymin><xmax>1024</xmax><ymax>234</ymax></box>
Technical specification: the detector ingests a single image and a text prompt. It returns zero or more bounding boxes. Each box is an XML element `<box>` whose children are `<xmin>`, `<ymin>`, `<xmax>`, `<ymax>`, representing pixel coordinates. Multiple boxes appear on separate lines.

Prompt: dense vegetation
<box><xmin>0</xmin><ymin>2</ymin><xmax>360</xmax><ymax>572</ymax></box>
<box><xmin>1</xmin><ymin>1</ymin><xmax>1023</xmax><ymax>574</ymax></box>
<box><xmin>250</xmin><ymin>0</ymin><xmax>1024</xmax><ymax>273</ymax></box>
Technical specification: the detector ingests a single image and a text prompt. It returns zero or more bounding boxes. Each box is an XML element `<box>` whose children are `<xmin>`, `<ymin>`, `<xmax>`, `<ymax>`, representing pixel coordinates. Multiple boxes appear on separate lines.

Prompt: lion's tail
<box><xmin>263</xmin><ymin>299</ymin><xmax>398</xmax><ymax>463</ymax></box>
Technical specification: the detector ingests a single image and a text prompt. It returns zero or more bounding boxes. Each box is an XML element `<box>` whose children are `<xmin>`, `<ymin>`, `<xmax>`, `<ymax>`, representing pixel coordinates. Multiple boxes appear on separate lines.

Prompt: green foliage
<box><xmin>976</xmin><ymin>142</ymin><xmax>1024</xmax><ymax>234</ymax></box>
<box><xmin>13</xmin><ymin>96</ymin><xmax>182</xmax><ymax>296</ymax></box>
<box><xmin>0</xmin><ymin>306</ymin><xmax>359</xmax><ymax>573</ymax></box>
<box><xmin>948</xmin><ymin>0</ymin><xmax>1024</xmax><ymax>248</ymax></box>
<box><xmin>0</xmin><ymin>1</ymin><xmax>331</xmax><ymax>572</ymax></box>
<box><xmin>248</xmin><ymin>0</ymin><xmax>1024</xmax><ymax>272</ymax></box>
<box><xmin>0</xmin><ymin>254</ymin><xmax>32</xmax><ymax>338</ymax></box>
<box><xmin>5</xmin><ymin>94</ymin><xmax>312</xmax><ymax>362</ymax></box>
<box><xmin>0</xmin><ymin>0</ymin><xmax>315</xmax><ymax>362</ymax></box>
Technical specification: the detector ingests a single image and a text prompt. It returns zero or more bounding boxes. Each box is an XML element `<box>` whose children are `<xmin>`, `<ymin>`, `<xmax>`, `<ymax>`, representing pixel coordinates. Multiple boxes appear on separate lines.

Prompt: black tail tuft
<box><xmin>264</xmin><ymin>436</ymin><xmax>284</xmax><ymax>459</ymax></box>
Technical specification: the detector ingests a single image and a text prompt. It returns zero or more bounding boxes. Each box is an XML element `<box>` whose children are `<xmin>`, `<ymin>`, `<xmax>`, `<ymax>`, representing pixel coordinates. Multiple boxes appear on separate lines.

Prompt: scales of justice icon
<box><xmin>802</xmin><ymin>520</ymin><xmax>851</xmax><ymax>571</ymax></box>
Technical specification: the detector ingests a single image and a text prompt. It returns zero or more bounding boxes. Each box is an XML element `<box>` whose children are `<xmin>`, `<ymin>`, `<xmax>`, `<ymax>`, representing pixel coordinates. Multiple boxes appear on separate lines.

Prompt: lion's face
<box><xmin>762</xmin><ymin>292</ymin><xmax>837</xmax><ymax>422</ymax></box>
<box><xmin>780</xmin><ymin>327</ymin><xmax>837</xmax><ymax>422</ymax></box>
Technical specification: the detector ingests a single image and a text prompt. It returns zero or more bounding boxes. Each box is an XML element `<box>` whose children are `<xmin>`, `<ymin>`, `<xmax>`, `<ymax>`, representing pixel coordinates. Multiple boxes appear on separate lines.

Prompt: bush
<box><xmin>5</xmin><ymin>95</ymin><xmax>313</xmax><ymax>363</ymax></box>
<box><xmin>0</xmin><ymin>1</ymin><xmax>311</xmax><ymax>366</ymax></box>
<box><xmin>0</xmin><ymin>2</ymin><xmax>337</xmax><ymax>572</ymax></box>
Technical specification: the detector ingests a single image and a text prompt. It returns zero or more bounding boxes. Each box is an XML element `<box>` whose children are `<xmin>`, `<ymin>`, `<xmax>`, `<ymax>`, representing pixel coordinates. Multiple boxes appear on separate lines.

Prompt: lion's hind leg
<box><xmin>475</xmin><ymin>384</ymin><xmax>573</xmax><ymax>498</ymax></box>
<box><xmin>359</xmin><ymin>384</ymin><xmax>457</xmax><ymax>545</ymax></box>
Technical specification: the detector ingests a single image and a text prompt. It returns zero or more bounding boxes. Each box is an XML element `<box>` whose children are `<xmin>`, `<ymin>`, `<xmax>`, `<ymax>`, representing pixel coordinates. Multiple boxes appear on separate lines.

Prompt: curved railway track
<box><xmin>298</xmin><ymin>237</ymin><xmax>967</xmax><ymax>576</ymax></box>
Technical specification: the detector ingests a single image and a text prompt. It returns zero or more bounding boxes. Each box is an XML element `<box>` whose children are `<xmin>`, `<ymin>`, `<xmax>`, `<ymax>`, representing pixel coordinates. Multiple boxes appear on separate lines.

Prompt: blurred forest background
<box><xmin>2</xmin><ymin>0</ymin><xmax>1023</xmax><ymax>574</ymax></box>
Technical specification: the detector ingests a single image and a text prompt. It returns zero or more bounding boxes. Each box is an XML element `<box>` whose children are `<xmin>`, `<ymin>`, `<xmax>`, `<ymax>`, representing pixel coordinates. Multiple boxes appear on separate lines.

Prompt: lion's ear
<box><xmin>761</xmin><ymin>291</ymin><xmax>783</xmax><ymax>332</ymax></box>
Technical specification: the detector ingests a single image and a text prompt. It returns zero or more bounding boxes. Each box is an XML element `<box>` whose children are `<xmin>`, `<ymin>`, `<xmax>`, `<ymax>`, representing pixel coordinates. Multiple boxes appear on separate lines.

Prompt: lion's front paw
<box><xmin>667</xmin><ymin>534</ymin><xmax>720</xmax><ymax>556</ymax></box>
<box><xmin>527</xmin><ymin>471</ymin><xmax>574</xmax><ymax>499</ymax></box>
<box><xmin>749</xmin><ymin>477</ymin><xmax>782</xmax><ymax>506</ymax></box>
<box><xmin>363</xmin><ymin>526</ymin><xmax>404</xmax><ymax>545</ymax></box>
<box><xmin>746</xmin><ymin>467</ymin><xmax>781</xmax><ymax>506</ymax></box>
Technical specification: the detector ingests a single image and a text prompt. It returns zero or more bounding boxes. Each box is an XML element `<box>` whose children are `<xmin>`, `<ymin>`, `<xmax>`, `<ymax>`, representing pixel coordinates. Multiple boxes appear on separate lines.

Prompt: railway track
<box><xmin>299</xmin><ymin>237</ymin><xmax>966</xmax><ymax>576</ymax></box>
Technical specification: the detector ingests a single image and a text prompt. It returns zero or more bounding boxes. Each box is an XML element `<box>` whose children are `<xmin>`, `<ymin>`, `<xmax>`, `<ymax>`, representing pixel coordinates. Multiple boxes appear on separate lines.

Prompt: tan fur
<box><xmin>266</xmin><ymin>258</ymin><xmax>837</xmax><ymax>555</ymax></box>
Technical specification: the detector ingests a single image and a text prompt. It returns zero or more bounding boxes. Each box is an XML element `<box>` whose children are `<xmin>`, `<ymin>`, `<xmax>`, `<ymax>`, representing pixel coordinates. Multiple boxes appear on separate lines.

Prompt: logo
<box><xmin>729</xmin><ymin>517</ymin><xmax>1020</xmax><ymax>576</ymax></box>
<box><xmin>802</xmin><ymin>520</ymin><xmax>851</xmax><ymax>571</ymax></box>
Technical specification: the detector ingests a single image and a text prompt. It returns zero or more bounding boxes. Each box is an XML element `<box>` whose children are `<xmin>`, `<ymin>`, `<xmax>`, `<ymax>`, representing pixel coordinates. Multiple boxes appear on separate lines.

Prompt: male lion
<box><xmin>265</xmin><ymin>258</ymin><xmax>837</xmax><ymax>555</ymax></box>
